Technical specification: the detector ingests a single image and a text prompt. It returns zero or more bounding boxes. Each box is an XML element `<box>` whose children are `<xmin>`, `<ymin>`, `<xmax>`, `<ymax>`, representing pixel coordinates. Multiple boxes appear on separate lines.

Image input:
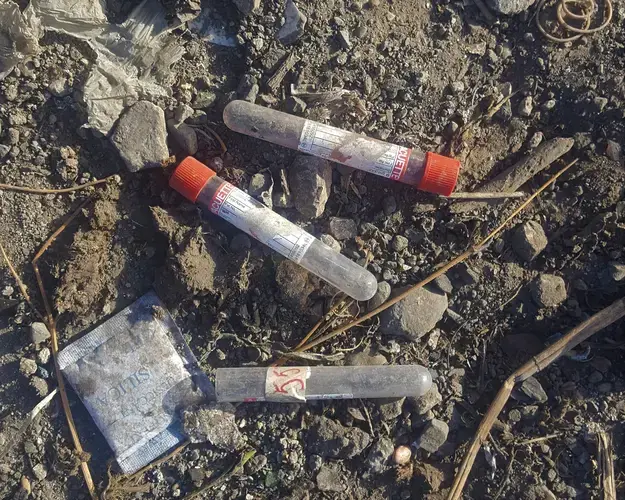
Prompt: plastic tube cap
<box><xmin>417</xmin><ymin>152</ymin><xmax>460</xmax><ymax>197</ymax></box>
<box><xmin>169</xmin><ymin>156</ymin><xmax>216</xmax><ymax>202</ymax></box>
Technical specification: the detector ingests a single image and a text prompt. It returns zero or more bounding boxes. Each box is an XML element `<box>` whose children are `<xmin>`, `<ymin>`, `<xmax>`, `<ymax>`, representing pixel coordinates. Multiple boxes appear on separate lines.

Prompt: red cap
<box><xmin>417</xmin><ymin>152</ymin><xmax>460</xmax><ymax>196</ymax></box>
<box><xmin>169</xmin><ymin>156</ymin><xmax>216</xmax><ymax>202</ymax></box>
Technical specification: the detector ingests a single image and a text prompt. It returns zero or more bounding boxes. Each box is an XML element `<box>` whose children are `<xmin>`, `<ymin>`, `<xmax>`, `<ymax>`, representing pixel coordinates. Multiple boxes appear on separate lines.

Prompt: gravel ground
<box><xmin>1</xmin><ymin>0</ymin><xmax>625</xmax><ymax>499</ymax></box>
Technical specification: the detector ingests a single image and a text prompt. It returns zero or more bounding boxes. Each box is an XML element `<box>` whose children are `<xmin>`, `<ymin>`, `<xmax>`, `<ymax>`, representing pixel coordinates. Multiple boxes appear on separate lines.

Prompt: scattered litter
<box><xmin>536</xmin><ymin>0</ymin><xmax>613</xmax><ymax>44</ymax></box>
<box><xmin>169</xmin><ymin>156</ymin><xmax>377</xmax><ymax>301</ymax></box>
<box><xmin>0</xmin><ymin>0</ymin><xmax>185</xmax><ymax>134</ymax></box>
<box><xmin>214</xmin><ymin>365</ymin><xmax>432</xmax><ymax>402</ymax></box>
<box><xmin>189</xmin><ymin>8</ymin><xmax>239</xmax><ymax>46</ymax></box>
<box><xmin>223</xmin><ymin>100</ymin><xmax>460</xmax><ymax>196</ymax></box>
<box><xmin>483</xmin><ymin>443</ymin><xmax>497</xmax><ymax>480</ymax></box>
<box><xmin>393</xmin><ymin>445</ymin><xmax>412</xmax><ymax>465</ymax></box>
<box><xmin>181</xmin><ymin>403</ymin><xmax>245</xmax><ymax>450</ymax></box>
<box><xmin>58</xmin><ymin>291</ymin><xmax>213</xmax><ymax>474</ymax></box>
<box><xmin>267</xmin><ymin>52</ymin><xmax>299</xmax><ymax>92</ymax></box>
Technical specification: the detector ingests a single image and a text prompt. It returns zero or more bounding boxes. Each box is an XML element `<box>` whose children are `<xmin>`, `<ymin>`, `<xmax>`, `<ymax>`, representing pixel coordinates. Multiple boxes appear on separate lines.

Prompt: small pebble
<box><xmin>393</xmin><ymin>445</ymin><xmax>412</xmax><ymax>465</ymax></box>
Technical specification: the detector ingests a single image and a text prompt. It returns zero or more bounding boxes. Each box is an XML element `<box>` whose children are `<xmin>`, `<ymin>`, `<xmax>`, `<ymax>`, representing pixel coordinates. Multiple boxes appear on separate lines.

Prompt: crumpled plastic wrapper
<box><xmin>58</xmin><ymin>291</ymin><xmax>214</xmax><ymax>474</ymax></box>
<box><xmin>2</xmin><ymin>0</ymin><xmax>184</xmax><ymax>135</ymax></box>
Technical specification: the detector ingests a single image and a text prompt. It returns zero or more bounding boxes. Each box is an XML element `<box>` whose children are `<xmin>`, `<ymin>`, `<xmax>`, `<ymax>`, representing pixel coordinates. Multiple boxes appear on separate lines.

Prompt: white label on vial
<box><xmin>210</xmin><ymin>182</ymin><xmax>314</xmax><ymax>263</ymax></box>
<box><xmin>308</xmin><ymin>393</ymin><xmax>354</xmax><ymax>400</ymax></box>
<box><xmin>265</xmin><ymin>366</ymin><xmax>311</xmax><ymax>402</ymax></box>
<box><xmin>298</xmin><ymin>120</ymin><xmax>412</xmax><ymax>181</ymax></box>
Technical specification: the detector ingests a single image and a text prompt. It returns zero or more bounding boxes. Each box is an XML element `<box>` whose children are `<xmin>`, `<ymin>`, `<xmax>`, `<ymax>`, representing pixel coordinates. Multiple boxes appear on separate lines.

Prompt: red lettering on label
<box><xmin>390</xmin><ymin>147</ymin><xmax>411</xmax><ymax>181</ymax></box>
<box><xmin>272</xmin><ymin>368</ymin><xmax>304</xmax><ymax>377</ymax></box>
<box><xmin>273</xmin><ymin>378</ymin><xmax>305</xmax><ymax>394</ymax></box>
<box><xmin>210</xmin><ymin>183</ymin><xmax>234</xmax><ymax>214</ymax></box>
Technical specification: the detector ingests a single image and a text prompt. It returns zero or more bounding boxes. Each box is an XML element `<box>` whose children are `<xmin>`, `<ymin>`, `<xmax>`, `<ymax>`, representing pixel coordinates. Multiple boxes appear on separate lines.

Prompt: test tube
<box><xmin>215</xmin><ymin>365</ymin><xmax>433</xmax><ymax>402</ymax></box>
<box><xmin>223</xmin><ymin>100</ymin><xmax>461</xmax><ymax>196</ymax></box>
<box><xmin>169</xmin><ymin>157</ymin><xmax>378</xmax><ymax>301</ymax></box>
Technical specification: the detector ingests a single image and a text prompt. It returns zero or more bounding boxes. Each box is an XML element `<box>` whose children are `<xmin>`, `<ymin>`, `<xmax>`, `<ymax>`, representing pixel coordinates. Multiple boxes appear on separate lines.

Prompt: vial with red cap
<box><xmin>223</xmin><ymin>100</ymin><xmax>460</xmax><ymax>196</ymax></box>
<box><xmin>169</xmin><ymin>157</ymin><xmax>378</xmax><ymax>302</ymax></box>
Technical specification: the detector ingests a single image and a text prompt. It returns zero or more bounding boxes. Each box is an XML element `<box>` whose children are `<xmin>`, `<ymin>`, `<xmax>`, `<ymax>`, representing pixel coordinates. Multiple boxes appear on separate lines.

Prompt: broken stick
<box><xmin>452</xmin><ymin>137</ymin><xmax>574</xmax><ymax>213</ymax></box>
<box><xmin>447</xmin><ymin>297</ymin><xmax>625</xmax><ymax>500</ymax></box>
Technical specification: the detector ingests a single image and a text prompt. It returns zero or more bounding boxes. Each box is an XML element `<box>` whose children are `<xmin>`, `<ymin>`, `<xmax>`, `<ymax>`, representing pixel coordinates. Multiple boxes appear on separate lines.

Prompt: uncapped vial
<box><xmin>169</xmin><ymin>157</ymin><xmax>378</xmax><ymax>301</ymax></box>
<box><xmin>223</xmin><ymin>100</ymin><xmax>461</xmax><ymax>196</ymax></box>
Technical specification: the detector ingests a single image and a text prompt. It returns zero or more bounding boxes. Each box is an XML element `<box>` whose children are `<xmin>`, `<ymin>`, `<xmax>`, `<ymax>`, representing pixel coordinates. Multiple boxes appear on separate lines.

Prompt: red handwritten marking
<box><xmin>272</xmin><ymin>368</ymin><xmax>304</xmax><ymax>377</ymax></box>
<box><xmin>273</xmin><ymin>378</ymin><xmax>305</xmax><ymax>394</ymax></box>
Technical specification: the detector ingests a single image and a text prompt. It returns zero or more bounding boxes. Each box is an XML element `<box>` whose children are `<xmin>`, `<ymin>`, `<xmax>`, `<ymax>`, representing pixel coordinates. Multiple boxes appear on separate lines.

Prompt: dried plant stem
<box><xmin>447</xmin><ymin>297</ymin><xmax>625</xmax><ymax>500</ymax></box>
<box><xmin>0</xmin><ymin>240</ymin><xmax>42</xmax><ymax>320</ymax></box>
<box><xmin>31</xmin><ymin>199</ymin><xmax>96</xmax><ymax>498</ymax></box>
<box><xmin>186</xmin><ymin>449</ymin><xmax>256</xmax><ymax>499</ymax></box>
<box><xmin>0</xmin><ymin>176</ymin><xmax>113</xmax><ymax>195</ymax></box>
<box><xmin>598</xmin><ymin>430</ymin><xmax>616</xmax><ymax>500</ymax></box>
<box><xmin>448</xmin><ymin>191</ymin><xmax>526</xmax><ymax>200</ymax></box>
<box><xmin>294</xmin><ymin>160</ymin><xmax>577</xmax><ymax>354</ymax></box>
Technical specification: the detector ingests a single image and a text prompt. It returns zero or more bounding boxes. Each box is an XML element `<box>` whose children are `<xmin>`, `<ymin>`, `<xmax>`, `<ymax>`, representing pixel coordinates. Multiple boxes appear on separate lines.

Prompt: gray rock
<box><xmin>307</xmin><ymin>415</ymin><xmax>371</xmax><ymax>459</ymax></box>
<box><xmin>30</xmin><ymin>322</ymin><xmax>50</xmax><ymax>345</ymax></box>
<box><xmin>0</xmin><ymin>144</ymin><xmax>10</xmax><ymax>157</ymax></box>
<box><xmin>275</xmin><ymin>259</ymin><xmax>317</xmax><ymax>311</ymax></box>
<box><xmin>233</xmin><ymin>0</ymin><xmax>260</xmax><ymax>15</ymax></box>
<box><xmin>320</xmin><ymin>234</ymin><xmax>341</xmax><ymax>252</ymax></box>
<box><xmin>346</xmin><ymin>346</ymin><xmax>387</xmax><ymax>366</ymax></box>
<box><xmin>248</xmin><ymin>172</ymin><xmax>273</xmax><ymax>208</ymax></box>
<box><xmin>111</xmin><ymin>101</ymin><xmax>169</xmax><ymax>172</ymax></box>
<box><xmin>518</xmin><ymin>96</ymin><xmax>533</xmax><ymax>117</ymax></box>
<box><xmin>286</xmin><ymin>96</ymin><xmax>307</xmax><ymax>114</ymax></box>
<box><xmin>278</xmin><ymin>0</ymin><xmax>307</xmax><ymax>45</ymax></box>
<box><xmin>531</xmin><ymin>274</ymin><xmax>566</xmax><ymax>308</ymax></box>
<box><xmin>410</xmin><ymin>383</ymin><xmax>442</xmax><ymax>415</ymax></box>
<box><xmin>19</xmin><ymin>358</ymin><xmax>37</xmax><ymax>376</ymax></box>
<box><xmin>608</xmin><ymin>262</ymin><xmax>625</xmax><ymax>281</ymax></box>
<box><xmin>528</xmin><ymin>131</ymin><xmax>544</xmax><ymax>148</ymax></box>
<box><xmin>167</xmin><ymin>120</ymin><xmax>198</xmax><ymax>156</ymax></box>
<box><xmin>364</xmin><ymin>437</ymin><xmax>394</xmax><ymax>475</ymax></box>
<box><xmin>368</xmin><ymin>281</ymin><xmax>391</xmax><ymax>311</ymax></box>
<box><xmin>316</xmin><ymin>465</ymin><xmax>345</xmax><ymax>492</ymax></box>
<box><xmin>392</xmin><ymin>235</ymin><xmax>409</xmax><ymax>252</ymax></box>
<box><xmin>337</xmin><ymin>29</ymin><xmax>351</xmax><ymax>49</ymax></box>
<box><xmin>433</xmin><ymin>274</ymin><xmax>453</xmax><ymax>294</ymax></box>
<box><xmin>416</xmin><ymin>419</ymin><xmax>449</xmax><ymax>453</ymax></box>
<box><xmin>182</xmin><ymin>403</ymin><xmax>245</xmax><ymax>451</ymax></box>
<box><xmin>378</xmin><ymin>397</ymin><xmax>405</xmax><ymax>420</ymax></box>
<box><xmin>488</xmin><ymin>0</ymin><xmax>536</xmax><ymax>14</ymax></box>
<box><xmin>238</xmin><ymin>74</ymin><xmax>259</xmax><ymax>103</ymax></box>
<box><xmin>542</xmin><ymin>100</ymin><xmax>556</xmax><ymax>111</ymax></box>
<box><xmin>289</xmin><ymin>155</ymin><xmax>332</xmax><ymax>219</ymax></box>
<box><xmin>49</xmin><ymin>78</ymin><xmax>70</xmax><ymax>97</ymax></box>
<box><xmin>188</xmin><ymin>467</ymin><xmax>205</xmax><ymax>483</ymax></box>
<box><xmin>380</xmin><ymin>286</ymin><xmax>447</xmax><ymax>341</ymax></box>
<box><xmin>513</xmin><ymin>220</ymin><xmax>548</xmax><ymax>262</ymax></box>
<box><xmin>524</xmin><ymin>484</ymin><xmax>557</xmax><ymax>500</ymax></box>
<box><xmin>193</xmin><ymin>90</ymin><xmax>218</xmax><ymax>109</ymax></box>
<box><xmin>7</xmin><ymin>127</ymin><xmax>19</xmax><ymax>145</ymax></box>
<box><xmin>37</xmin><ymin>347</ymin><xmax>51</xmax><ymax>365</ymax></box>
<box><xmin>329</xmin><ymin>217</ymin><xmax>357</xmax><ymax>240</ymax></box>
<box><xmin>32</xmin><ymin>463</ymin><xmax>47</xmax><ymax>481</ymax></box>
<box><xmin>605</xmin><ymin>140</ymin><xmax>622</xmax><ymax>162</ymax></box>
<box><xmin>520</xmin><ymin>376</ymin><xmax>548</xmax><ymax>403</ymax></box>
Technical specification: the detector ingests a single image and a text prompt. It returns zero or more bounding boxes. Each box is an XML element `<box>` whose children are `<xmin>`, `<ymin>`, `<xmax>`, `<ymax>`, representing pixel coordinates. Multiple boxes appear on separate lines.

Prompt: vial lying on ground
<box><xmin>58</xmin><ymin>292</ymin><xmax>214</xmax><ymax>474</ymax></box>
<box><xmin>223</xmin><ymin>100</ymin><xmax>461</xmax><ymax>196</ymax></box>
<box><xmin>215</xmin><ymin>365</ymin><xmax>432</xmax><ymax>402</ymax></box>
<box><xmin>169</xmin><ymin>157</ymin><xmax>378</xmax><ymax>301</ymax></box>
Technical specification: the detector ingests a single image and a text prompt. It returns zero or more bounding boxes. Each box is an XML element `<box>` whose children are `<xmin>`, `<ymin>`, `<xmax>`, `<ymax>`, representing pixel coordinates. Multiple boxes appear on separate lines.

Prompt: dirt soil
<box><xmin>1</xmin><ymin>0</ymin><xmax>625</xmax><ymax>499</ymax></box>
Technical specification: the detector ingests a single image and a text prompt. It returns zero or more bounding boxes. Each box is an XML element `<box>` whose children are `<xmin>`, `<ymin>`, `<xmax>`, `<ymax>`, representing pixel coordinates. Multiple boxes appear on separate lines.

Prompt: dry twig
<box><xmin>292</xmin><ymin>160</ymin><xmax>577</xmax><ymax>355</ymax></box>
<box><xmin>0</xmin><ymin>176</ymin><xmax>114</xmax><ymax>195</ymax></box>
<box><xmin>448</xmin><ymin>191</ymin><xmax>526</xmax><ymax>200</ymax></box>
<box><xmin>447</xmin><ymin>297</ymin><xmax>625</xmax><ymax>500</ymax></box>
<box><xmin>598</xmin><ymin>430</ymin><xmax>616</xmax><ymax>500</ymax></box>
<box><xmin>185</xmin><ymin>449</ymin><xmax>256</xmax><ymax>499</ymax></box>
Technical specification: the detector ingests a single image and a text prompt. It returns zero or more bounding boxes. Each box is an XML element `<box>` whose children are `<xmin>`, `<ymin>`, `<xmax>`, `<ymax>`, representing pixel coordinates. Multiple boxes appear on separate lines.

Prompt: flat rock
<box><xmin>380</xmin><ymin>286</ymin><xmax>447</xmax><ymax>341</ymax></box>
<box><xmin>307</xmin><ymin>415</ymin><xmax>371</xmax><ymax>459</ymax></box>
<box><xmin>167</xmin><ymin>120</ymin><xmax>198</xmax><ymax>156</ymax></box>
<box><xmin>30</xmin><ymin>322</ymin><xmax>50</xmax><ymax>345</ymax></box>
<box><xmin>19</xmin><ymin>358</ymin><xmax>37</xmax><ymax>376</ymax></box>
<box><xmin>248</xmin><ymin>171</ymin><xmax>273</xmax><ymax>208</ymax></box>
<box><xmin>513</xmin><ymin>220</ymin><xmax>548</xmax><ymax>262</ymax></box>
<box><xmin>520</xmin><ymin>376</ymin><xmax>548</xmax><ymax>403</ymax></box>
<box><xmin>377</xmin><ymin>397</ymin><xmax>405</xmax><ymax>421</ymax></box>
<box><xmin>111</xmin><ymin>101</ymin><xmax>169</xmax><ymax>172</ymax></box>
<box><xmin>345</xmin><ymin>346</ymin><xmax>387</xmax><ymax>366</ymax></box>
<box><xmin>487</xmin><ymin>0</ymin><xmax>535</xmax><ymax>14</ymax></box>
<box><xmin>233</xmin><ymin>0</ymin><xmax>260</xmax><ymax>15</ymax></box>
<box><xmin>367</xmin><ymin>281</ymin><xmax>391</xmax><ymax>311</ymax></box>
<box><xmin>364</xmin><ymin>437</ymin><xmax>394</xmax><ymax>475</ymax></box>
<box><xmin>329</xmin><ymin>217</ymin><xmax>358</xmax><ymax>240</ymax></box>
<box><xmin>278</xmin><ymin>0</ymin><xmax>307</xmax><ymax>45</ymax></box>
<box><xmin>523</xmin><ymin>484</ymin><xmax>557</xmax><ymax>500</ymax></box>
<box><xmin>416</xmin><ymin>419</ymin><xmax>449</xmax><ymax>453</ymax></box>
<box><xmin>320</xmin><ymin>234</ymin><xmax>341</xmax><ymax>252</ymax></box>
<box><xmin>608</xmin><ymin>262</ymin><xmax>625</xmax><ymax>281</ymax></box>
<box><xmin>289</xmin><ymin>155</ymin><xmax>332</xmax><ymax>219</ymax></box>
<box><xmin>410</xmin><ymin>383</ymin><xmax>442</xmax><ymax>415</ymax></box>
<box><xmin>316</xmin><ymin>464</ymin><xmax>345</xmax><ymax>492</ymax></box>
<box><xmin>182</xmin><ymin>403</ymin><xmax>245</xmax><ymax>451</ymax></box>
<box><xmin>531</xmin><ymin>274</ymin><xmax>566</xmax><ymax>308</ymax></box>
